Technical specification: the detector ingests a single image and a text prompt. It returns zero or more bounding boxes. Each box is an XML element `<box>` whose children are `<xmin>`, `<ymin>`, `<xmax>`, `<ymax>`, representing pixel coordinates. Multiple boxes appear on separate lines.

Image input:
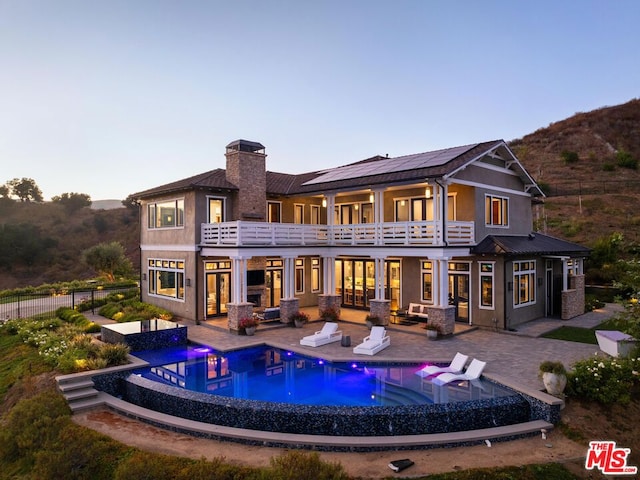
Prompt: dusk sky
<box><xmin>1</xmin><ymin>1</ymin><xmax>638</xmax><ymax>201</ymax></box>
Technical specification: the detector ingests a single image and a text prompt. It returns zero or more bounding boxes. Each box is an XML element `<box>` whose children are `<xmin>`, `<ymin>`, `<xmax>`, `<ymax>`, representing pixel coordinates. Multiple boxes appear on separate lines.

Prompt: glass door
<box><xmin>266</xmin><ymin>269</ymin><xmax>282</xmax><ymax>308</ymax></box>
<box><xmin>448</xmin><ymin>273</ymin><xmax>470</xmax><ymax>323</ymax></box>
<box><xmin>206</xmin><ymin>272</ymin><xmax>231</xmax><ymax>317</ymax></box>
<box><xmin>386</xmin><ymin>260</ymin><xmax>401</xmax><ymax>311</ymax></box>
<box><xmin>338</xmin><ymin>259</ymin><xmax>376</xmax><ymax>309</ymax></box>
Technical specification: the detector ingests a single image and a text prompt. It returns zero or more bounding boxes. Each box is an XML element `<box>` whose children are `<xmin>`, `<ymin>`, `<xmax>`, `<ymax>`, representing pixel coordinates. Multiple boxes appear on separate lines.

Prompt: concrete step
<box><xmin>58</xmin><ymin>378</ymin><xmax>95</xmax><ymax>393</ymax></box>
<box><xmin>68</xmin><ymin>393</ymin><xmax>106</xmax><ymax>413</ymax></box>
<box><xmin>65</xmin><ymin>387</ymin><xmax>99</xmax><ymax>402</ymax></box>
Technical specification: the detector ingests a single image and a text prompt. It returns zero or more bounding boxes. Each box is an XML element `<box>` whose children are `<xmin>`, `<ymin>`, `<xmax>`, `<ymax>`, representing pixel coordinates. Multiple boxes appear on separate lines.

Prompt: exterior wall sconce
<box><xmin>369</xmin><ymin>193</ymin><xmax>374</xmax><ymax>203</ymax></box>
<box><xmin>425</xmin><ymin>186</ymin><xmax>431</xmax><ymax>198</ymax></box>
<box><xmin>142</xmin><ymin>273</ymin><xmax>147</xmax><ymax>281</ymax></box>
<box><xmin>186</xmin><ymin>278</ymin><xmax>191</xmax><ymax>287</ymax></box>
<box><xmin>354</xmin><ymin>203</ymin><xmax>359</xmax><ymax>210</ymax></box>
<box><xmin>322</xmin><ymin>198</ymin><xmax>327</xmax><ymax>208</ymax></box>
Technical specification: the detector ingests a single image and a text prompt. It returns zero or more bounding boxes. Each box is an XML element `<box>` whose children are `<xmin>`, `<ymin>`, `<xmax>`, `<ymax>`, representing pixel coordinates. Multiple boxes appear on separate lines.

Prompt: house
<box><xmin>133</xmin><ymin>139</ymin><xmax>589</xmax><ymax>333</ymax></box>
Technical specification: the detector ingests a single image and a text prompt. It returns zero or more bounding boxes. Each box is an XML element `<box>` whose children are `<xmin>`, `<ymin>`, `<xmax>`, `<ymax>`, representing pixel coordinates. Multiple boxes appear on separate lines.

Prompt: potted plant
<box><xmin>423</xmin><ymin>322</ymin><xmax>441</xmax><ymax>339</ymax></box>
<box><xmin>239</xmin><ymin>316</ymin><xmax>259</xmax><ymax>336</ymax></box>
<box><xmin>289</xmin><ymin>311</ymin><xmax>309</xmax><ymax>328</ymax></box>
<box><xmin>539</xmin><ymin>360</ymin><xmax>567</xmax><ymax>395</ymax></box>
<box><xmin>320</xmin><ymin>306</ymin><xmax>340</xmax><ymax>322</ymax></box>
<box><xmin>365</xmin><ymin>314</ymin><xmax>380</xmax><ymax>329</ymax></box>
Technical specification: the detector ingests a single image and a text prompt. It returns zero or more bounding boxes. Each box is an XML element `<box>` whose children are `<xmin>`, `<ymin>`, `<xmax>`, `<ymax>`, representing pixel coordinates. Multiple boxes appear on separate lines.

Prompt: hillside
<box><xmin>0</xmin><ymin>201</ymin><xmax>139</xmax><ymax>290</ymax></box>
<box><xmin>510</xmin><ymin>98</ymin><xmax>640</xmax><ymax>247</ymax></box>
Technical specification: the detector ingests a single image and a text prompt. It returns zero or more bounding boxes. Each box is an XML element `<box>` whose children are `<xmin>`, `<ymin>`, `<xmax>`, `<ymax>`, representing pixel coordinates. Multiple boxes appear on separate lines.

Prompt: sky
<box><xmin>1</xmin><ymin>1</ymin><xmax>639</xmax><ymax>202</ymax></box>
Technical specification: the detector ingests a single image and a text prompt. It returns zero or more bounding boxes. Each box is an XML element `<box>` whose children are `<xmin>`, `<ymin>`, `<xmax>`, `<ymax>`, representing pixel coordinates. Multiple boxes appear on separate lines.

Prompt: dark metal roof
<box><xmin>134</xmin><ymin>169</ymin><xmax>238</xmax><ymax>199</ymax></box>
<box><xmin>472</xmin><ymin>233</ymin><xmax>591</xmax><ymax>257</ymax></box>
<box><xmin>225</xmin><ymin>139</ymin><xmax>265</xmax><ymax>153</ymax></box>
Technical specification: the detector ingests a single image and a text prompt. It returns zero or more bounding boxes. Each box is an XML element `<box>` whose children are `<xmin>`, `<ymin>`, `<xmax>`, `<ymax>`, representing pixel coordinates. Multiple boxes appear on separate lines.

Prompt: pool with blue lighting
<box><xmin>132</xmin><ymin>344</ymin><xmax>516</xmax><ymax>407</ymax></box>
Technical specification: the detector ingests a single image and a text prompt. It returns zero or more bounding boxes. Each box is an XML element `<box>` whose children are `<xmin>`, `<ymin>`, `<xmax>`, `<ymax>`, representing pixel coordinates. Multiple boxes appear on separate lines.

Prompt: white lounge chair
<box><xmin>299</xmin><ymin>322</ymin><xmax>342</xmax><ymax>347</ymax></box>
<box><xmin>415</xmin><ymin>352</ymin><xmax>469</xmax><ymax>378</ymax></box>
<box><xmin>353</xmin><ymin>326</ymin><xmax>390</xmax><ymax>356</ymax></box>
<box><xmin>432</xmin><ymin>358</ymin><xmax>486</xmax><ymax>385</ymax></box>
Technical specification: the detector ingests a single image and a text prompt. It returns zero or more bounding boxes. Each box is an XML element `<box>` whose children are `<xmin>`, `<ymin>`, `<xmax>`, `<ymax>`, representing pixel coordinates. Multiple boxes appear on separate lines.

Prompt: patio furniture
<box><xmin>256</xmin><ymin>307</ymin><xmax>280</xmax><ymax>322</ymax></box>
<box><xmin>432</xmin><ymin>358</ymin><xmax>486</xmax><ymax>385</ymax></box>
<box><xmin>299</xmin><ymin>322</ymin><xmax>343</xmax><ymax>347</ymax></box>
<box><xmin>415</xmin><ymin>352</ymin><xmax>469</xmax><ymax>378</ymax></box>
<box><xmin>353</xmin><ymin>326</ymin><xmax>390</xmax><ymax>355</ymax></box>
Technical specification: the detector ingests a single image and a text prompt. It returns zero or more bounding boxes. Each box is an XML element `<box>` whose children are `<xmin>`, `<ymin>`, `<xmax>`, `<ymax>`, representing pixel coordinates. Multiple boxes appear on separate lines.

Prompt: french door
<box><xmin>206</xmin><ymin>272</ymin><xmax>231</xmax><ymax>317</ymax></box>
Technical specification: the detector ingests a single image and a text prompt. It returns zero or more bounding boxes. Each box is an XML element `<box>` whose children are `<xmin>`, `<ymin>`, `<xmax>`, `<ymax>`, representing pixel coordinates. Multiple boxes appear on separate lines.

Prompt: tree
<box><xmin>82</xmin><ymin>241</ymin><xmax>133</xmax><ymax>282</ymax></box>
<box><xmin>8</xmin><ymin>178</ymin><xmax>43</xmax><ymax>202</ymax></box>
<box><xmin>122</xmin><ymin>194</ymin><xmax>139</xmax><ymax>210</ymax></box>
<box><xmin>51</xmin><ymin>192</ymin><xmax>92</xmax><ymax>213</ymax></box>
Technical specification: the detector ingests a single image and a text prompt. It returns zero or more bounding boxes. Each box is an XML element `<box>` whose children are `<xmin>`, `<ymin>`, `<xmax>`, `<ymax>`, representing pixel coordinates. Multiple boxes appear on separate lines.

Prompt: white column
<box><xmin>437</xmin><ymin>258</ymin><xmax>450</xmax><ymax>306</ymax></box>
<box><xmin>373</xmin><ymin>256</ymin><xmax>385</xmax><ymax>300</ymax></box>
<box><xmin>282</xmin><ymin>256</ymin><xmax>296</xmax><ymax>299</ymax></box>
<box><xmin>323</xmin><ymin>256</ymin><xmax>335</xmax><ymax>294</ymax></box>
<box><xmin>440</xmin><ymin>181</ymin><xmax>449</xmax><ymax>245</ymax></box>
<box><xmin>231</xmin><ymin>257</ymin><xmax>247</xmax><ymax>303</ymax></box>
<box><xmin>562</xmin><ymin>259</ymin><xmax>568</xmax><ymax>291</ymax></box>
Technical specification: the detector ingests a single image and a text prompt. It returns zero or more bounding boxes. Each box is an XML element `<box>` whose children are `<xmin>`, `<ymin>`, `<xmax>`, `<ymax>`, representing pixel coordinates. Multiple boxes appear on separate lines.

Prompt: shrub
<box><xmin>539</xmin><ymin>360</ymin><xmax>566</xmax><ymax>375</ymax></box>
<box><xmin>98</xmin><ymin>343</ymin><xmax>130</xmax><ymax>366</ymax></box>
<box><xmin>320</xmin><ymin>306</ymin><xmax>340</xmax><ymax>322</ymax></box>
<box><xmin>616</xmin><ymin>150</ymin><xmax>638</xmax><ymax>170</ymax></box>
<box><xmin>238</xmin><ymin>317</ymin><xmax>259</xmax><ymax>329</ymax></box>
<box><xmin>561</xmin><ymin>150</ymin><xmax>580</xmax><ymax>164</ymax></box>
<box><xmin>0</xmin><ymin>390</ymin><xmax>70</xmax><ymax>464</ymax></box>
<box><xmin>602</xmin><ymin>162</ymin><xmax>616</xmax><ymax>171</ymax></box>
<box><xmin>289</xmin><ymin>311</ymin><xmax>309</xmax><ymax>324</ymax></box>
<box><xmin>269</xmin><ymin>451</ymin><xmax>349</xmax><ymax>480</ymax></box>
<box><xmin>566</xmin><ymin>354</ymin><xmax>640</xmax><ymax>404</ymax></box>
<box><xmin>365</xmin><ymin>314</ymin><xmax>381</xmax><ymax>326</ymax></box>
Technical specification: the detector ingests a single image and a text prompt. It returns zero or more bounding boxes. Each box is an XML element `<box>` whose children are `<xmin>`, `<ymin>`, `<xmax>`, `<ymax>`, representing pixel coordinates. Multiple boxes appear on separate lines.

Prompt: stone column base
<box><xmin>279</xmin><ymin>298</ymin><xmax>300</xmax><ymax>324</ymax></box>
<box><xmin>369</xmin><ymin>299</ymin><xmax>390</xmax><ymax>326</ymax></box>
<box><xmin>426</xmin><ymin>305</ymin><xmax>456</xmax><ymax>335</ymax></box>
<box><xmin>318</xmin><ymin>294</ymin><xmax>341</xmax><ymax>320</ymax></box>
<box><xmin>226</xmin><ymin>302</ymin><xmax>254</xmax><ymax>334</ymax></box>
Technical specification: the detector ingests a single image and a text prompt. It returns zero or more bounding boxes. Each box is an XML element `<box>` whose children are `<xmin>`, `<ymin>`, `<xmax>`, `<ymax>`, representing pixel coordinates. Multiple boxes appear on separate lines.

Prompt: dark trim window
<box><xmin>311</xmin><ymin>258</ymin><xmax>321</xmax><ymax>292</ymax></box>
<box><xmin>295</xmin><ymin>259</ymin><xmax>304</xmax><ymax>294</ymax></box>
<box><xmin>268</xmin><ymin>201</ymin><xmax>281</xmax><ymax>223</ymax></box>
<box><xmin>208</xmin><ymin>197</ymin><xmax>225</xmax><ymax>223</ymax></box>
<box><xmin>421</xmin><ymin>261</ymin><xmax>433</xmax><ymax>303</ymax></box>
<box><xmin>148</xmin><ymin>258</ymin><xmax>185</xmax><ymax>300</ymax></box>
<box><xmin>148</xmin><ymin>199</ymin><xmax>184</xmax><ymax>229</ymax></box>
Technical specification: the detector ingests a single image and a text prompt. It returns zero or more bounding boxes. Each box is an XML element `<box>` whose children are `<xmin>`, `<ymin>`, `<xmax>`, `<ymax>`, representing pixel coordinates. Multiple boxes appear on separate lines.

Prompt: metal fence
<box><xmin>544</xmin><ymin>180</ymin><xmax>640</xmax><ymax>197</ymax></box>
<box><xmin>0</xmin><ymin>285</ymin><xmax>139</xmax><ymax>321</ymax></box>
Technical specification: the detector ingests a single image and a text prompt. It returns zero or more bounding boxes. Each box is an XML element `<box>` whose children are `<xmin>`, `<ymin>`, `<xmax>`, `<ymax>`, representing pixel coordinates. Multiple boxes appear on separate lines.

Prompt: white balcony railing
<box><xmin>201</xmin><ymin>221</ymin><xmax>475</xmax><ymax>247</ymax></box>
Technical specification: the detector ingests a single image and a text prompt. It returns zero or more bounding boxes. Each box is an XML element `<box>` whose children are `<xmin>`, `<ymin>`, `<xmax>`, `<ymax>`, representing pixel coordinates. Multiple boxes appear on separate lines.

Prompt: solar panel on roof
<box><xmin>302</xmin><ymin>143</ymin><xmax>477</xmax><ymax>186</ymax></box>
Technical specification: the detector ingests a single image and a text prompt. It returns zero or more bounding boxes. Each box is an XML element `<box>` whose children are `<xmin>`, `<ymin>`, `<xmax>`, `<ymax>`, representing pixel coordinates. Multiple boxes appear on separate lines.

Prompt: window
<box><xmin>485</xmin><ymin>195</ymin><xmax>508</xmax><ymax>227</ymax></box>
<box><xmin>295</xmin><ymin>259</ymin><xmax>304</xmax><ymax>294</ymax></box>
<box><xmin>514</xmin><ymin>260</ymin><xmax>536</xmax><ymax>307</ymax></box>
<box><xmin>421</xmin><ymin>261</ymin><xmax>433</xmax><ymax>302</ymax></box>
<box><xmin>310</xmin><ymin>205</ymin><xmax>320</xmax><ymax>224</ymax></box>
<box><xmin>479</xmin><ymin>262</ymin><xmax>494</xmax><ymax>309</ymax></box>
<box><xmin>208</xmin><ymin>197</ymin><xmax>225</xmax><ymax>223</ymax></box>
<box><xmin>311</xmin><ymin>258</ymin><xmax>321</xmax><ymax>292</ymax></box>
<box><xmin>148</xmin><ymin>258</ymin><xmax>185</xmax><ymax>300</ymax></box>
<box><xmin>395</xmin><ymin>195</ymin><xmax>456</xmax><ymax>221</ymax></box>
<box><xmin>294</xmin><ymin>204</ymin><xmax>304</xmax><ymax>224</ymax></box>
<box><xmin>148</xmin><ymin>199</ymin><xmax>184</xmax><ymax>228</ymax></box>
<box><xmin>268</xmin><ymin>202</ymin><xmax>281</xmax><ymax>223</ymax></box>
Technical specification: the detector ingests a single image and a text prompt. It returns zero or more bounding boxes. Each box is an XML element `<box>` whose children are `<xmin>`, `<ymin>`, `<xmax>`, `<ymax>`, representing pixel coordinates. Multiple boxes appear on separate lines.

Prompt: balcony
<box><xmin>201</xmin><ymin>221</ymin><xmax>475</xmax><ymax>247</ymax></box>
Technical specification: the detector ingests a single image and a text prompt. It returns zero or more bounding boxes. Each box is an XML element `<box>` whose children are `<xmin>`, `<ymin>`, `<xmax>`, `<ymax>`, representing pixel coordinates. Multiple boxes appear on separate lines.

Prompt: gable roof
<box><xmin>472</xmin><ymin>233</ymin><xmax>591</xmax><ymax>257</ymax></box>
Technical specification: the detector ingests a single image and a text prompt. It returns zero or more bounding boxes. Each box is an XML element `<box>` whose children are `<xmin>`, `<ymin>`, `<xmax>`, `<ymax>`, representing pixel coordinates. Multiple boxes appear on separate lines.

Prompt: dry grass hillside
<box><xmin>0</xmin><ymin>201</ymin><xmax>140</xmax><ymax>290</ymax></box>
<box><xmin>510</xmin><ymin>98</ymin><xmax>640</xmax><ymax>248</ymax></box>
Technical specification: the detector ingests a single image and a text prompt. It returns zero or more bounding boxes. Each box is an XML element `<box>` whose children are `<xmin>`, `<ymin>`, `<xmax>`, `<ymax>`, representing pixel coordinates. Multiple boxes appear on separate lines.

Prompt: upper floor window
<box><xmin>310</xmin><ymin>205</ymin><xmax>321</xmax><ymax>225</ymax></box>
<box><xmin>394</xmin><ymin>195</ymin><xmax>456</xmax><ymax>222</ymax></box>
<box><xmin>268</xmin><ymin>202</ymin><xmax>281</xmax><ymax>223</ymax></box>
<box><xmin>485</xmin><ymin>194</ymin><xmax>508</xmax><ymax>227</ymax></box>
<box><xmin>208</xmin><ymin>197</ymin><xmax>225</xmax><ymax>223</ymax></box>
<box><xmin>148</xmin><ymin>199</ymin><xmax>184</xmax><ymax>229</ymax></box>
<box><xmin>294</xmin><ymin>204</ymin><xmax>304</xmax><ymax>224</ymax></box>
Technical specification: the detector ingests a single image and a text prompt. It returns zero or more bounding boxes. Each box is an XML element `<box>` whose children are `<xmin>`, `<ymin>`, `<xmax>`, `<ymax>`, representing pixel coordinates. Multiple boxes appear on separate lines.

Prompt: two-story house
<box><xmin>133</xmin><ymin>139</ymin><xmax>589</xmax><ymax>333</ymax></box>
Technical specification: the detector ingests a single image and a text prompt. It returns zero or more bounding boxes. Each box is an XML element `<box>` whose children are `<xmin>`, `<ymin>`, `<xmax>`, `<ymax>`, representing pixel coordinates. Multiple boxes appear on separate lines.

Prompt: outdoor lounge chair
<box><xmin>415</xmin><ymin>352</ymin><xmax>469</xmax><ymax>378</ymax></box>
<box><xmin>299</xmin><ymin>322</ymin><xmax>342</xmax><ymax>347</ymax></box>
<box><xmin>353</xmin><ymin>326</ymin><xmax>391</xmax><ymax>355</ymax></box>
<box><xmin>432</xmin><ymin>358</ymin><xmax>486</xmax><ymax>385</ymax></box>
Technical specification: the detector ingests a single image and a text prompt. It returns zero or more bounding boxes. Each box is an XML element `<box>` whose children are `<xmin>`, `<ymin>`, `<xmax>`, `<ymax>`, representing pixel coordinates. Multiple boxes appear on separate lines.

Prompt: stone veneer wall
<box><xmin>278</xmin><ymin>298</ymin><xmax>299</xmax><ymax>324</ymax></box>
<box><xmin>561</xmin><ymin>274</ymin><xmax>585</xmax><ymax>320</ymax></box>
<box><xmin>318</xmin><ymin>294</ymin><xmax>341</xmax><ymax>319</ymax></box>
<box><xmin>426</xmin><ymin>306</ymin><xmax>456</xmax><ymax>335</ymax></box>
<box><xmin>369</xmin><ymin>299</ymin><xmax>390</xmax><ymax>326</ymax></box>
<box><xmin>225</xmin><ymin>148</ymin><xmax>266</xmax><ymax>221</ymax></box>
<box><xmin>227</xmin><ymin>302</ymin><xmax>254</xmax><ymax>333</ymax></box>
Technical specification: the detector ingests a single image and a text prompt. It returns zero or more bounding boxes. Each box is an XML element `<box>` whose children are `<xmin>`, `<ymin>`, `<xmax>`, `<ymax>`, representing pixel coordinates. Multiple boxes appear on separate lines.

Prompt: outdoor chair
<box><xmin>432</xmin><ymin>358</ymin><xmax>486</xmax><ymax>385</ymax></box>
<box><xmin>299</xmin><ymin>322</ymin><xmax>343</xmax><ymax>347</ymax></box>
<box><xmin>353</xmin><ymin>326</ymin><xmax>390</xmax><ymax>355</ymax></box>
<box><xmin>415</xmin><ymin>352</ymin><xmax>469</xmax><ymax>378</ymax></box>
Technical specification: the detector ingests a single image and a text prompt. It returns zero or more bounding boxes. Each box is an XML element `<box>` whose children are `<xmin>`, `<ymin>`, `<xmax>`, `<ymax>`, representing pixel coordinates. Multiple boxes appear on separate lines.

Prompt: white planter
<box><xmin>244</xmin><ymin>326</ymin><xmax>256</xmax><ymax>336</ymax></box>
<box><xmin>542</xmin><ymin>372</ymin><xmax>567</xmax><ymax>396</ymax></box>
<box><xmin>595</xmin><ymin>330</ymin><xmax>637</xmax><ymax>358</ymax></box>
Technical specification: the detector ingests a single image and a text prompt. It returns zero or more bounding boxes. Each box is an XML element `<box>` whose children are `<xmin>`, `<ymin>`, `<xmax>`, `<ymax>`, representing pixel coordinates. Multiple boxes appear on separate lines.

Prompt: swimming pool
<box><xmin>131</xmin><ymin>344</ymin><xmax>517</xmax><ymax>407</ymax></box>
<box><xmin>88</xmin><ymin>343</ymin><xmax>546</xmax><ymax>440</ymax></box>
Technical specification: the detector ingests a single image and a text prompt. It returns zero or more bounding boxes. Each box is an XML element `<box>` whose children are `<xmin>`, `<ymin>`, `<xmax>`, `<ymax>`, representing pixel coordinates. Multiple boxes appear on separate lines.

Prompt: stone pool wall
<box><xmin>121</xmin><ymin>374</ymin><xmax>531</xmax><ymax>437</ymax></box>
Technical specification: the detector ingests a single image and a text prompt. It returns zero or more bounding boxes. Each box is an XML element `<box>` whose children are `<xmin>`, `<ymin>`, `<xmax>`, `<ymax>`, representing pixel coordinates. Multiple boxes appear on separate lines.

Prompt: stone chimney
<box><xmin>225</xmin><ymin>139</ymin><xmax>266</xmax><ymax>221</ymax></box>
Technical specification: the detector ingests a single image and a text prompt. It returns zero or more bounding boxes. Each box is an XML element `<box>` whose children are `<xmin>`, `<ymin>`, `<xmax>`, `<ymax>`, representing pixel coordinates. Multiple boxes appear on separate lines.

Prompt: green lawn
<box><xmin>541</xmin><ymin>318</ymin><xmax>621</xmax><ymax>344</ymax></box>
